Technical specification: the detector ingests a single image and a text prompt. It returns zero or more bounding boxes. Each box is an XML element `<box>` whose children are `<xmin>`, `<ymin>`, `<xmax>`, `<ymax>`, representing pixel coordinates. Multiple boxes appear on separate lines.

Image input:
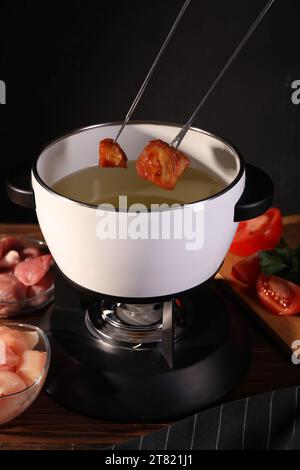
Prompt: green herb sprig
<box><xmin>259</xmin><ymin>239</ymin><xmax>300</xmax><ymax>285</ymax></box>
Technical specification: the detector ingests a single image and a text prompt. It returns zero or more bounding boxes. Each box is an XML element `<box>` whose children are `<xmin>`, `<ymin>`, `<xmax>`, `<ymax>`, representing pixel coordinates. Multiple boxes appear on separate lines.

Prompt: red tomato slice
<box><xmin>230</xmin><ymin>208</ymin><xmax>282</xmax><ymax>256</ymax></box>
<box><xmin>256</xmin><ymin>274</ymin><xmax>300</xmax><ymax>315</ymax></box>
<box><xmin>232</xmin><ymin>253</ymin><xmax>261</xmax><ymax>286</ymax></box>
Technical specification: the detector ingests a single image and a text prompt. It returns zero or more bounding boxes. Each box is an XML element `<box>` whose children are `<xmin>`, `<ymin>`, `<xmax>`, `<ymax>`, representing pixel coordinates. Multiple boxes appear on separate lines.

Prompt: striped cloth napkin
<box><xmin>106</xmin><ymin>386</ymin><xmax>299</xmax><ymax>450</ymax></box>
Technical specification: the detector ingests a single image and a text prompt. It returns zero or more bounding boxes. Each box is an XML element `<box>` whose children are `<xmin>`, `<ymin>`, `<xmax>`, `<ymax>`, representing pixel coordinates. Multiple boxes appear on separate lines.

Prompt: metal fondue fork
<box><xmin>114</xmin><ymin>0</ymin><xmax>191</xmax><ymax>143</ymax></box>
<box><xmin>171</xmin><ymin>0</ymin><xmax>275</xmax><ymax>149</ymax></box>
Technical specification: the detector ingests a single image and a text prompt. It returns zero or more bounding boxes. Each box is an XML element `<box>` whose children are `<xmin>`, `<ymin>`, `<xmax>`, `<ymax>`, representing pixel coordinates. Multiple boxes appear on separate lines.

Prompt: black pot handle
<box><xmin>234</xmin><ymin>164</ymin><xmax>273</xmax><ymax>222</ymax></box>
<box><xmin>6</xmin><ymin>174</ymin><xmax>35</xmax><ymax>209</ymax></box>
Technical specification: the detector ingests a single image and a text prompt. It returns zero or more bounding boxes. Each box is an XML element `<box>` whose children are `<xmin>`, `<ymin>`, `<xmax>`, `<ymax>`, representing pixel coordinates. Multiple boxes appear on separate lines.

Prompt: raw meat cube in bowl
<box><xmin>0</xmin><ymin>235</ymin><xmax>54</xmax><ymax>318</ymax></box>
<box><xmin>0</xmin><ymin>322</ymin><xmax>50</xmax><ymax>425</ymax></box>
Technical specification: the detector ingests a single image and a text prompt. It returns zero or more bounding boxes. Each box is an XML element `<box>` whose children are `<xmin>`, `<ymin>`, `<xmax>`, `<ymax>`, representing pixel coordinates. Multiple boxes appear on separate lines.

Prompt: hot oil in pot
<box><xmin>52</xmin><ymin>162</ymin><xmax>226</xmax><ymax>208</ymax></box>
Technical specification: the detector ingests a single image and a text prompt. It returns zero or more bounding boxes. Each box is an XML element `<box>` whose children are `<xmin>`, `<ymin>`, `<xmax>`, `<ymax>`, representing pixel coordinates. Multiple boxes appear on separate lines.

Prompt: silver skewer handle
<box><xmin>114</xmin><ymin>0</ymin><xmax>191</xmax><ymax>143</ymax></box>
<box><xmin>171</xmin><ymin>0</ymin><xmax>275</xmax><ymax>149</ymax></box>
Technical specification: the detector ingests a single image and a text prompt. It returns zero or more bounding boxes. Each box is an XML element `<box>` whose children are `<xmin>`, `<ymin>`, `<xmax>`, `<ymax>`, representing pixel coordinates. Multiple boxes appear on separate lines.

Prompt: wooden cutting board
<box><xmin>217</xmin><ymin>215</ymin><xmax>300</xmax><ymax>354</ymax></box>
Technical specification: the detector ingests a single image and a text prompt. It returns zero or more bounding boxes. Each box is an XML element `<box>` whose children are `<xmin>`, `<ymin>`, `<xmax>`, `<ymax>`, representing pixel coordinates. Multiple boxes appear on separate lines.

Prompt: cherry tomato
<box><xmin>230</xmin><ymin>208</ymin><xmax>282</xmax><ymax>256</ymax></box>
<box><xmin>232</xmin><ymin>253</ymin><xmax>261</xmax><ymax>286</ymax></box>
<box><xmin>256</xmin><ymin>274</ymin><xmax>300</xmax><ymax>315</ymax></box>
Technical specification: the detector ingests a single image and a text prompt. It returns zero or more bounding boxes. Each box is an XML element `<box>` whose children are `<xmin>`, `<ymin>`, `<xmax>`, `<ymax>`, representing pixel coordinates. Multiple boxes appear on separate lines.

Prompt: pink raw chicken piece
<box><xmin>0</xmin><ymin>326</ymin><xmax>28</xmax><ymax>356</ymax></box>
<box><xmin>22</xmin><ymin>247</ymin><xmax>41</xmax><ymax>259</ymax></box>
<box><xmin>17</xmin><ymin>350</ymin><xmax>47</xmax><ymax>387</ymax></box>
<box><xmin>0</xmin><ymin>274</ymin><xmax>27</xmax><ymax>302</ymax></box>
<box><xmin>0</xmin><ymin>274</ymin><xmax>27</xmax><ymax>316</ymax></box>
<box><xmin>27</xmin><ymin>271</ymin><xmax>54</xmax><ymax>306</ymax></box>
<box><xmin>0</xmin><ymin>250</ymin><xmax>20</xmax><ymax>270</ymax></box>
<box><xmin>27</xmin><ymin>271</ymin><xmax>54</xmax><ymax>298</ymax></box>
<box><xmin>0</xmin><ymin>342</ymin><xmax>19</xmax><ymax>372</ymax></box>
<box><xmin>0</xmin><ymin>237</ymin><xmax>24</xmax><ymax>259</ymax></box>
<box><xmin>21</xmin><ymin>331</ymin><xmax>39</xmax><ymax>350</ymax></box>
<box><xmin>14</xmin><ymin>254</ymin><xmax>53</xmax><ymax>287</ymax></box>
<box><xmin>0</xmin><ymin>371</ymin><xmax>27</xmax><ymax>397</ymax></box>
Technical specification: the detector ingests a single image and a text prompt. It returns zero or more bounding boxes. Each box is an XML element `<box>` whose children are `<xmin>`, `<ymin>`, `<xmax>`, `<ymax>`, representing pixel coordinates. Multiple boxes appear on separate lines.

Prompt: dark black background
<box><xmin>0</xmin><ymin>0</ymin><xmax>299</xmax><ymax>222</ymax></box>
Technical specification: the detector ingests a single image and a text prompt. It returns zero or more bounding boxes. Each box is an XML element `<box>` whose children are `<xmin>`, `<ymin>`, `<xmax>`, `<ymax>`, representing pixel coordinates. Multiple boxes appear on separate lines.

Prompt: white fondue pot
<box><xmin>8</xmin><ymin>122</ymin><xmax>273</xmax><ymax>300</ymax></box>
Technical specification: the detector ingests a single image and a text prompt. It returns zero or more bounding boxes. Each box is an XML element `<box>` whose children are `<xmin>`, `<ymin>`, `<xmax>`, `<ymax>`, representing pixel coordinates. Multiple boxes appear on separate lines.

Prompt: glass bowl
<box><xmin>0</xmin><ymin>235</ymin><xmax>54</xmax><ymax>318</ymax></box>
<box><xmin>0</xmin><ymin>322</ymin><xmax>50</xmax><ymax>426</ymax></box>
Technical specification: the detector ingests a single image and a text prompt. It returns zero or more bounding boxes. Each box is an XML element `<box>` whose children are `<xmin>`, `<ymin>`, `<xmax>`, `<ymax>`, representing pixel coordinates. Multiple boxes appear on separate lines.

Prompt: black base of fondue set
<box><xmin>39</xmin><ymin>267</ymin><xmax>250</xmax><ymax>422</ymax></box>
<box><xmin>7</xmin><ymin>121</ymin><xmax>274</xmax><ymax>422</ymax></box>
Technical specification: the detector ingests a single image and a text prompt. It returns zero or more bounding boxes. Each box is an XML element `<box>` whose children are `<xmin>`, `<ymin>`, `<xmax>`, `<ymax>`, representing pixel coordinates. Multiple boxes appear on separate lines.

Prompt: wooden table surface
<box><xmin>1</xmin><ymin>223</ymin><xmax>300</xmax><ymax>451</ymax></box>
